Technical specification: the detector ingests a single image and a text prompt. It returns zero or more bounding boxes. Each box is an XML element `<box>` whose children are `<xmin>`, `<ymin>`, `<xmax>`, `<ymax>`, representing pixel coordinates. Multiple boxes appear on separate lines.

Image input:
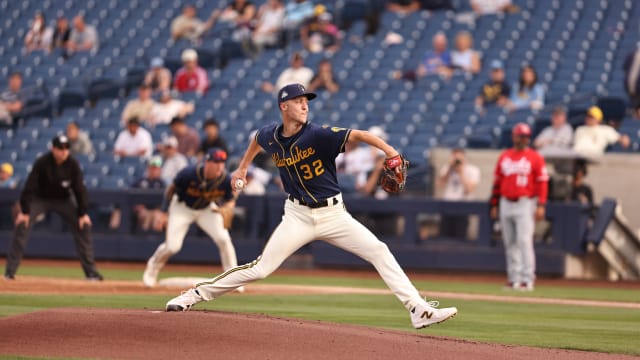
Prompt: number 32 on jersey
<box><xmin>299</xmin><ymin>160</ymin><xmax>324</xmax><ymax>180</ymax></box>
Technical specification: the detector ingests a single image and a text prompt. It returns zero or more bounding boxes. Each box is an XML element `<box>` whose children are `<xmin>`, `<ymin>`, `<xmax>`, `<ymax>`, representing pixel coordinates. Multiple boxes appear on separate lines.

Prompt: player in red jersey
<box><xmin>490</xmin><ymin>123</ymin><xmax>549</xmax><ymax>291</ymax></box>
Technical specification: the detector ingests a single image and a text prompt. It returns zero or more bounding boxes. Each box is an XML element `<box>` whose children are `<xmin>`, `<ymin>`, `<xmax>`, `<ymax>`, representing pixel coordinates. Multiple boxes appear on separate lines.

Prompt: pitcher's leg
<box><xmin>195</xmin><ymin>204</ymin><xmax>313</xmax><ymax>300</ymax></box>
<box><xmin>322</xmin><ymin>214</ymin><xmax>422</xmax><ymax>310</ymax></box>
<box><xmin>195</xmin><ymin>211</ymin><xmax>238</xmax><ymax>271</ymax></box>
<box><xmin>5</xmin><ymin>200</ymin><xmax>46</xmax><ymax>278</ymax></box>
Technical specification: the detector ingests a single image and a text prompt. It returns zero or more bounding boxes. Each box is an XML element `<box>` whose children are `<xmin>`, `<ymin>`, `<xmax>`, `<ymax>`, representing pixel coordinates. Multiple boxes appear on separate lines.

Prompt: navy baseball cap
<box><xmin>205</xmin><ymin>147</ymin><xmax>227</xmax><ymax>162</ymax></box>
<box><xmin>278</xmin><ymin>83</ymin><xmax>316</xmax><ymax>104</ymax></box>
<box><xmin>51</xmin><ymin>134</ymin><xmax>70</xmax><ymax>149</ymax></box>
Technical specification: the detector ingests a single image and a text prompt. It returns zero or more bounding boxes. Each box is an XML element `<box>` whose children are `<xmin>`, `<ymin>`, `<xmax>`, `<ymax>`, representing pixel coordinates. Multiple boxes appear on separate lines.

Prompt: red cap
<box><xmin>512</xmin><ymin>122</ymin><xmax>532</xmax><ymax>137</ymax></box>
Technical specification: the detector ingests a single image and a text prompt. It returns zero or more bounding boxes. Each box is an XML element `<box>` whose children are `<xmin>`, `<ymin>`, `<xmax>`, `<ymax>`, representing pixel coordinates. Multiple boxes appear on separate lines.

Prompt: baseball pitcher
<box><xmin>165</xmin><ymin>84</ymin><xmax>457</xmax><ymax>329</ymax></box>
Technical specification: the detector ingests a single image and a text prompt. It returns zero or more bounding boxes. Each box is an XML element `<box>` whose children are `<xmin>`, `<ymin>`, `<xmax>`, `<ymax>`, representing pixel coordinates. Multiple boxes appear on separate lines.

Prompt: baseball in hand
<box><xmin>235</xmin><ymin>179</ymin><xmax>245</xmax><ymax>190</ymax></box>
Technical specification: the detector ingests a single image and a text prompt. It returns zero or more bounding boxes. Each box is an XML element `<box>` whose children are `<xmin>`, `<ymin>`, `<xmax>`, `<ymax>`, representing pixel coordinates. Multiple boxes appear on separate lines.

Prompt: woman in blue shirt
<box><xmin>508</xmin><ymin>65</ymin><xmax>544</xmax><ymax>111</ymax></box>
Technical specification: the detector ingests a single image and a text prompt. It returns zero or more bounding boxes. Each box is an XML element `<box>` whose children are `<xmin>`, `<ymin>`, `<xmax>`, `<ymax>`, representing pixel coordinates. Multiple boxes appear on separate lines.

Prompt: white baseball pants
<box><xmin>195</xmin><ymin>194</ymin><xmax>425</xmax><ymax>310</ymax></box>
<box><xmin>147</xmin><ymin>197</ymin><xmax>239</xmax><ymax>273</ymax></box>
<box><xmin>499</xmin><ymin>197</ymin><xmax>536</xmax><ymax>284</ymax></box>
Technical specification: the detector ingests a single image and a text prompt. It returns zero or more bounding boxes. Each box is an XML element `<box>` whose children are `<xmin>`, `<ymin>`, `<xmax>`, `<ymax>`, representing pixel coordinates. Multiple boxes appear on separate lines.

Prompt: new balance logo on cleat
<box><xmin>410</xmin><ymin>301</ymin><xmax>457</xmax><ymax>329</ymax></box>
<box><xmin>421</xmin><ymin>311</ymin><xmax>434</xmax><ymax>319</ymax></box>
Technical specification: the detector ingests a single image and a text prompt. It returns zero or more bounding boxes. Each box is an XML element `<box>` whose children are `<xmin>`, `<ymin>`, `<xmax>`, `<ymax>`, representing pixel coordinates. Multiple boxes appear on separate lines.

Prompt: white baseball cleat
<box><xmin>165</xmin><ymin>288</ymin><xmax>203</xmax><ymax>312</ymax></box>
<box><xmin>142</xmin><ymin>260</ymin><xmax>159</xmax><ymax>288</ymax></box>
<box><xmin>410</xmin><ymin>300</ymin><xmax>458</xmax><ymax>329</ymax></box>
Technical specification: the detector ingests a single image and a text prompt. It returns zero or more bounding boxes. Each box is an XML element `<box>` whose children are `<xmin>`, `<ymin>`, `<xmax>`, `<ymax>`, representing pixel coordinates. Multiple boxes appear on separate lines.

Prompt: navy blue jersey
<box><xmin>256</xmin><ymin>122</ymin><xmax>351</xmax><ymax>204</ymax></box>
<box><xmin>173</xmin><ymin>164</ymin><xmax>234</xmax><ymax>209</ymax></box>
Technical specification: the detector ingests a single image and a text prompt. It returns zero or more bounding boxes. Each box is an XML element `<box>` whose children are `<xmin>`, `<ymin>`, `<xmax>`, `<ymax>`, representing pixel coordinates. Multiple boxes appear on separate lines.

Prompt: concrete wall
<box><xmin>430</xmin><ymin>148</ymin><xmax>640</xmax><ymax>231</ymax></box>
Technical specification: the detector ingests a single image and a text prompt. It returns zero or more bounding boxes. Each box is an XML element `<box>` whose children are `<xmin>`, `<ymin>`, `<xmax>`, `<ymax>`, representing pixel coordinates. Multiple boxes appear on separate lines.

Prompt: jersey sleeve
<box><xmin>255</xmin><ymin>123</ymin><xmax>276</xmax><ymax>149</ymax></box>
<box><xmin>318</xmin><ymin>125</ymin><xmax>351</xmax><ymax>157</ymax></box>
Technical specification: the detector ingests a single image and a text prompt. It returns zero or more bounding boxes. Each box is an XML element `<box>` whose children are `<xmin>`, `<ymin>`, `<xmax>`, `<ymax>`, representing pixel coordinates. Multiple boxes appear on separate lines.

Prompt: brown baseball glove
<box><xmin>215</xmin><ymin>206</ymin><xmax>234</xmax><ymax>229</ymax></box>
<box><xmin>379</xmin><ymin>154</ymin><xmax>409</xmax><ymax>194</ymax></box>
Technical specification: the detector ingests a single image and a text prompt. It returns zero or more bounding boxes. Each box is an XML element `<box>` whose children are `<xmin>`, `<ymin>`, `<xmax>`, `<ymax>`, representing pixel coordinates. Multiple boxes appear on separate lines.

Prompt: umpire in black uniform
<box><xmin>4</xmin><ymin>134</ymin><xmax>103</xmax><ymax>280</ymax></box>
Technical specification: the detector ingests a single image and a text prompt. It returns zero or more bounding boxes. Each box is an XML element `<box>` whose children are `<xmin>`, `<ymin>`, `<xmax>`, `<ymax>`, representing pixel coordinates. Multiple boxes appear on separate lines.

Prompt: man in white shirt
<box><xmin>68</xmin><ymin>15</ymin><xmax>98</xmax><ymax>52</ymax></box>
<box><xmin>437</xmin><ymin>148</ymin><xmax>481</xmax><ymax>238</ymax></box>
<box><xmin>261</xmin><ymin>52</ymin><xmax>313</xmax><ymax>93</ymax></box>
<box><xmin>534</xmin><ymin>106</ymin><xmax>573</xmax><ymax>153</ymax></box>
<box><xmin>470</xmin><ymin>0</ymin><xmax>512</xmax><ymax>16</ymax></box>
<box><xmin>160</xmin><ymin>136</ymin><xmax>189</xmax><ymax>185</ymax></box>
<box><xmin>573</xmin><ymin>106</ymin><xmax>630</xmax><ymax>158</ymax></box>
<box><xmin>113</xmin><ymin>117</ymin><xmax>154</xmax><ymax>158</ymax></box>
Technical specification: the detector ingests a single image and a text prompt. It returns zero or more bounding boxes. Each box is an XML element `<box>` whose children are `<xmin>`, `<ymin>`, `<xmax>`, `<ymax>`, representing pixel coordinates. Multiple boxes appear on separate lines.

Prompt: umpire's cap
<box><xmin>278</xmin><ymin>83</ymin><xmax>316</xmax><ymax>104</ymax></box>
<box><xmin>512</xmin><ymin>122</ymin><xmax>532</xmax><ymax>137</ymax></box>
<box><xmin>205</xmin><ymin>147</ymin><xmax>227</xmax><ymax>163</ymax></box>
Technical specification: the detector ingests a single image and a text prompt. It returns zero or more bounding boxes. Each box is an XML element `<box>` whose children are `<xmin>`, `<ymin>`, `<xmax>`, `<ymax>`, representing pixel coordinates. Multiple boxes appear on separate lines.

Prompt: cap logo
<box><xmin>281</xmin><ymin>91</ymin><xmax>288</xmax><ymax>99</ymax></box>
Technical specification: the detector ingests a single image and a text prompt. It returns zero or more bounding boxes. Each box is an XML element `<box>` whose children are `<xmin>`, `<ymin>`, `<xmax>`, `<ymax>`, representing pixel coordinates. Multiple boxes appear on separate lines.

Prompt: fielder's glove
<box><xmin>214</xmin><ymin>206</ymin><xmax>234</xmax><ymax>229</ymax></box>
<box><xmin>379</xmin><ymin>154</ymin><xmax>409</xmax><ymax>194</ymax></box>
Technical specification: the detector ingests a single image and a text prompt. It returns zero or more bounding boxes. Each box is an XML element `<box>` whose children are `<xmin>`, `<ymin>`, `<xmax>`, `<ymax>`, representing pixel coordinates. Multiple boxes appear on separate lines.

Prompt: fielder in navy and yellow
<box><xmin>143</xmin><ymin>148</ymin><xmax>241</xmax><ymax>289</ymax></box>
<box><xmin>166</xmin><ymin>84</ymin><xmax>457</xmax><ymax>329</ymax></box>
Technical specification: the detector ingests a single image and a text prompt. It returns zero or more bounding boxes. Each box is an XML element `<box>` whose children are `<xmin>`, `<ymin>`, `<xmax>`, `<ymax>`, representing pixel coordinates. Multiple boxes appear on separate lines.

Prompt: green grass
<box><xmin>3</xmin><ymin>262</ymin><xmax>640</xmax><ymax>356</ymax></box>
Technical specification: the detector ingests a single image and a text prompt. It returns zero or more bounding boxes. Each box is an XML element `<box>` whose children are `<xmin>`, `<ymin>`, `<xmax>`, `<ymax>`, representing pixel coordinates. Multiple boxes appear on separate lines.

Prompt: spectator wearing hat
<box><xmin>66</xmin><ymin>121</ymin><xmax>94</xmax><ymax>157</ymax></box>
<box><xmin>533</xmin><ymin>106</ymin><xmax>574</xmax><ymax>153</ymax></box>
<box><xmin>113</xmin><ymin>117</ymin><xmax>154</xmax><ymax>158</ymax></box>
<box><xmin>261</xmin><ymin>52</ymin><xmax>313</xmax><ymax>93</ymax></box>
<box><xmin>475</xmin><ymin>60</ymin><xmax>511</xmax><ymax>113</ymax></box>
<box><xmin>573</xmin><ymin>106</ymin><xmax>631</xmax><ymax>158</ymax></box>
<box><xmin>131</xmin><ymin>156</ymin><xmax>167</xmax><ymax>232</ymax></box>
<box><xmin>0</xmin><ymin>72</ymin><xmax>25</xmax><ymax>127</ymax></box>
<box><xmin>121</xmin><ymin>84</ymin><xmax>156</xmax><ymax>126</ymax></box>
<box><xmin>169</xmin><ymin>117</ymin><xmax>200</xmax><ymax>158</ymax></box>
<box><xmin>148</xmin><ymin>90</ymin><xmax>195</xmax><ymax>127</ymax></box>
<box><xmin>0</xmin><ymin>162</ymin><xmax>17</xmax><ymax>188</ymax></box>
<box><xmin>160</xmin><ymin>136</ymin><xmax>189</xmax><ymax>185</ymax></box>
<box><xmin>173</xmin><ymin>48</ymin><xmax>210</xmax><ymax>94</ymax></box>
<box><xmin>144</xmin><ymin>57</ymin><xmax>173</xmax><ymax>94</ymax></box>
<box><xmin>4</xmin><ymin>135</ymin><xmax>103</xmax><ymax>281</ymax></box>
<box><xmin>300</xmin><ymin>10</ymin><xmax>341</xmax><ymax>54</ymax></box>
<box><xmin>199</xmin><ymin>118</ymin><xmax>229</xmax><ymax>157</ymax></box>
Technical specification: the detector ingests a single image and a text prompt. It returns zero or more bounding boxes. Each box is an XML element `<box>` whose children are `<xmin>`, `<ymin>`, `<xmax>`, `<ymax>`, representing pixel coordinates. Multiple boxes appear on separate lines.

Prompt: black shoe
<box><xmin>4</xmin><ymin>274</ymin><xmax>15</xmax><ymax>280</ymax></box>
<box><xmin>86</xmin><ymin>273</ymin><xmax>104</xmax><ymax>281</ymax></box>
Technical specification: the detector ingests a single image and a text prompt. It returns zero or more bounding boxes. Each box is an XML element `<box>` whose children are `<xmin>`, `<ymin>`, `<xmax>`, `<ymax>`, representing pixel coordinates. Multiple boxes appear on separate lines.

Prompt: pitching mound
<box><xmin>0</xmin><ymin>308</ymin><xmax>634</xmax><ymax>360</ymax></box>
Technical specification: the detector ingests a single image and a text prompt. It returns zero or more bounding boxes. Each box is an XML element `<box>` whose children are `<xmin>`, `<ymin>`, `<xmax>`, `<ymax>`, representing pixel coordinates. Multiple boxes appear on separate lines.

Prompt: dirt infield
<box><xmin>1</xmin><ymin>308</ymin><xmax>637</xmax><ymax>360</ymax></box>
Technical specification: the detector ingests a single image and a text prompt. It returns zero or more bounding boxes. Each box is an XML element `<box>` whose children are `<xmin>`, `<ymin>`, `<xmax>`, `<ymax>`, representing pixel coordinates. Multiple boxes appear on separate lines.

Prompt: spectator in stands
<box><xmin>533</xmin><ymin>106</ymin><xmax>573</xmax><ymax>153</ymax></box>
<box><xmin>169</xmin><ymin>117</ymin><xmax>200</xmax><ymax>158</ymax></box>
<box><xmin>261</xmin><ymin>52</ymin><xmax>313</xmax><ymax>93</ymax></box>
<box><xmin>0</xmin><ymin>72</ymin><xmax>24</xmax><ymax>127</ymax></box>
<box><xmin>199</xmin><ymin>118</ymin><xmax>229</xmax><ymax>156</ymax></box>
<box><xmin>24</xmin><ymin>12</ymin><xmax>53</xmax><ymax>53</ymax></box>
<box><xmin>67</xmin><ymin>15</ymin><xmax>99</xmax><ymax>53</ymax></box>
<box><xmin>130</xmin><ymin>155</ymin><xmax>166</xmax><ymax>232</ymax></box>
<box><xmin>148</xmin><ymin>90</ymin><xmax>195</xmax><ymax>127</ymax></box>
<box><xmin>475</xmin><ymin>60</ymin><xmax>510</xmax><ymax>113</ymax></box>
<box><xmin>386</xmin><ymin>0</ymin><xmax>421</xmax><ymax>15</ymax></box>
<box><xmin>436</xmin><ymin>148</ymin><xmax>480</xmax><ymax>238</ymax></box>
<box><xmin>393</xmin><ymin>32</ymin><xmax>451</xmax><ymax>81</ymax></box>
<box><xmin>307</xmin><ymin>59</ymin><xmax>339</xmax><ymax>94</ymax></box>
<box><xmin>144</xmin><ymin>57</ymin><xmax>172</xmax><ymax>94</ymax></box>
<box><xmin>51</xmin><ymin>16</ymin><xmax>71</xmax><ymax>54</ymax></box>
<box><xmin>506</xmin><ymin>64</ymin><xmax>544</xmax><ymax>112</ymax></box>
<box><xmin>170</xmin><ymin>4</ymin><xmax>216</xmax><ymax>42</ymax></box>
<box><xmin>160</xmin><ymin>136</ymin><xmax>189</xmax><ymax>186</ymax></box>
<box><xmin>66</xmin><ymin>121</ymin><xmax>94</xmax><ymax>157</ymax></box>
<box><xmin>113</xmin><ymin>117</ymin><xmax>154</xmax><ymax>158</ymax></box>
<box><xmin>210</xmin><ymin>0</ymin><xmax>257</xmax><ymax>42</ymax></box>
<box><xmin>450</xmin><ymin>31</ymin><xmax>481</xmax><ymax>75</ymax></box>
<box><xmin>300</xmin><ymin>12</ymin><xmax>341</xmax><ymax>54</ymax></box>
<box><xmin>570</xmin><ymin>163</ymin><xmax>593</xmax><ymax>207</ymax></box>
<box><xmin>121</xmin><ymin>84</ymin><xmax>156</xmax><ymax>126</ymax></box>
<box><xmin>0</xmin><ymin>162</ymin><xmax>17</xmax><ymax>189</ymax></box>
<box><xmin>572</xmin><ymin>106</ymin><xmax>630</xmax><ymax>158</ymax></box>
<box><xmin>623</xmin><ymin>46</ymin><xmax>640</xmax><ymax>118</ymax></box>
<box><xmin>250</xmin><ymin>0</ymin><xmax>285</xmax><ymax>53</ymax></box>
<box><xmin>173</xmin><ymin>49</ymin><xmax>210</xmax><ymax>95</ymax></box>
<box><xmin>470</xmin><ymin>0</ymin><xmax>514</xmax><ymax>16</ymax></box>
